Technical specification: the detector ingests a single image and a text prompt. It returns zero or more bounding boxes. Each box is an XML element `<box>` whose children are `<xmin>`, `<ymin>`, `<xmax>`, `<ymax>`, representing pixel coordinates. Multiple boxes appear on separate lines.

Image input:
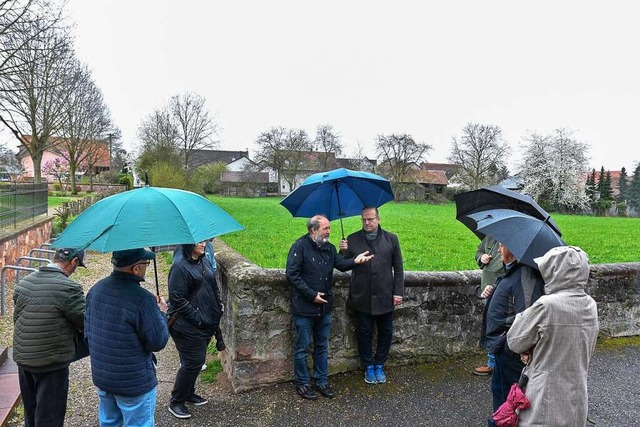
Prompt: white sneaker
<box><xmin>201</xmin><ymin>363</ymin><xmax>207</xmax><ymax>371</ymax></box>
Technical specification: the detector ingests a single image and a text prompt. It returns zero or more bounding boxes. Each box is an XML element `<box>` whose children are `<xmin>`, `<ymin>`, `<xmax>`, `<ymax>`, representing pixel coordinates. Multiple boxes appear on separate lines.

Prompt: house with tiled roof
<box><xmin>187</xmin><ymin>149</ymin><xmax>250</xmax><ymax>169</ymax></box>
<box><xmin>220</xmin><ymin>170</ymin><xmax>270</xmax><ymax>197</ymax></box>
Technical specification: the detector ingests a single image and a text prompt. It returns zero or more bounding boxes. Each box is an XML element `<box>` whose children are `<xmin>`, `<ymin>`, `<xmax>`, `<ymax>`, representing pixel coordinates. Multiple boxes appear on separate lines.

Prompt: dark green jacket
<box><xmin>13</xmin><ymin>265</ymin><xmax>85</xmax><ymax>371</ymax></box>
<box><xmin>475</xmin><ymin>236</ymin><xmax>504</xmax><ymax>287</ymax></box>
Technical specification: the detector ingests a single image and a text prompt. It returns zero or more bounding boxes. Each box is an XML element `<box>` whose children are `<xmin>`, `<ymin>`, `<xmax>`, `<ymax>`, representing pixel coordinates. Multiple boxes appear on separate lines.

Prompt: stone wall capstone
<box><xmin>214</xmin><ymin>240</ymin><xmax>640</xmax><ymax>393</ymax></box>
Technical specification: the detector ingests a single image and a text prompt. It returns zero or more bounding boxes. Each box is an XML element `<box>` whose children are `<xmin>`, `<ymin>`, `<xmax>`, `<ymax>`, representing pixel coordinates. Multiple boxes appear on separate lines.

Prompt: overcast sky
<box><xmin>60</xmin><ymin>0</ymin><xmax>639</xmax><ymax>172</ymax></box>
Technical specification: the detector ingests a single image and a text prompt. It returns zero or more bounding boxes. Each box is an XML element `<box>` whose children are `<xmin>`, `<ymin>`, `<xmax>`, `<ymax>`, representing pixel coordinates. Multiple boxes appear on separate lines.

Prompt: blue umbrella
<box><xmin>465</xmin><ymin>209</ymin><xmax>565</xmax><ymax>269</ymax></box>
<box><xmin>279</xmin><ymin>168</ymin><xmax>394</xmax><ymax>238</ymax></box>
<box><xmin>51</xmin><ymin>186</ymin><xmax>244</xmax><ymax>294</ymax></box>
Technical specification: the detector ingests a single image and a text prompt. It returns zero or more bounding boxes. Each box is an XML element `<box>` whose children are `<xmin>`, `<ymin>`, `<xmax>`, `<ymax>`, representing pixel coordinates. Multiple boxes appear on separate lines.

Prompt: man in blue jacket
<box><xmin>479</xmin><ymin>242</ymin><xmax>545</xmax><ymax>418</ymax></box>
<box><xmin>286</xmin><ymin>215</ymin><xmax>373</xmax><ymax>400</ymax></box>
<box><xmin>85</xmin><ymin>248</ymin><xmax>169</xmax><ymax>427</ymax></box>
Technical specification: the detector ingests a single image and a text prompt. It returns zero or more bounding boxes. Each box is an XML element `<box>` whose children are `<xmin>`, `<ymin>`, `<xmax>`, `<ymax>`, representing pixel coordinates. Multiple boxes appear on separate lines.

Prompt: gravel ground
<box><xmin>3</xmin><ymin>251</ymin><xmax>640</xmax><ymax>426</ymax></box>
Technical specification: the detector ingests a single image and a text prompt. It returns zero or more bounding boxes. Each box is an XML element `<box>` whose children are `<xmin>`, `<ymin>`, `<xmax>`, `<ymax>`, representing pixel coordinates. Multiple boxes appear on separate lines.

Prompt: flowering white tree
<box><xmin>518</xmin><ymin>129</ymin><xmax>590</xmax><ymax>212</ymax></box>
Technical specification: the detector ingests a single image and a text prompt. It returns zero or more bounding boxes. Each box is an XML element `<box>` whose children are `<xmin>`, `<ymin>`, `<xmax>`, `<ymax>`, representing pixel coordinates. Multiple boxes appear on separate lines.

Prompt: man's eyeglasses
<box><xmin>133</xmin><ymin>261</ymin><xmax>151</xmax><ymax>267</ymax></box>
<box><xmin>362</xmin><ymin>217</ymin><xmax>379</xmax><ymax>223</ymax></box>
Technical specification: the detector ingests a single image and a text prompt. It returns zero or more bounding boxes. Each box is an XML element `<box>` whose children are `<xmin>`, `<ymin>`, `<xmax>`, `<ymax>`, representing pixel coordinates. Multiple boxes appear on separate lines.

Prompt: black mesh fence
<box><xmin>0</xmin><ymin>182</ymin><xmax>48</xmax><ymax>229</ymax></box>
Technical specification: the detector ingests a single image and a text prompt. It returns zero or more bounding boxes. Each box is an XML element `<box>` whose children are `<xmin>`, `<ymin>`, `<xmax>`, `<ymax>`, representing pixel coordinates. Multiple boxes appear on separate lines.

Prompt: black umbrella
<box><xmin>454</xmin><ymin>185</ymin><xmax>562</xmax><ymax>239</ymax></box>
<box><xmin>465</xmin><ymin>209</ymin><xmax>565</xmax><ymax>269</ymax></box>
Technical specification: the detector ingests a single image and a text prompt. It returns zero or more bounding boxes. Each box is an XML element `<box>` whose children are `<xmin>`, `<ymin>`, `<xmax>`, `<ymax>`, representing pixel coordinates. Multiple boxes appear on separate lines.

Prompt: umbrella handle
<box><xmin>151</xmin><ymin>246</ymin><xmax>160</xmax><ymax>296</ymax></box>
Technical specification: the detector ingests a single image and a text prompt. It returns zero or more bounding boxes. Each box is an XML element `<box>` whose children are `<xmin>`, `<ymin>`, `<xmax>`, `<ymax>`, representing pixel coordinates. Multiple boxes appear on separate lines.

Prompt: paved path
<box><xmin>151</xmin><ymin>343</ymin><xmax>639</xmax><ymax>427</ymax></box>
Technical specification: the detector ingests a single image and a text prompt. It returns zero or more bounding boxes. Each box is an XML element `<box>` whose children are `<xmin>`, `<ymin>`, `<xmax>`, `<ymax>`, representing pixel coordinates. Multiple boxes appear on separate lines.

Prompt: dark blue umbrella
<box><xmin>454</xmin><ymin>185</ymin><xmax>562</xmax><ymax>239</ymax></box>
<box><xmin>280</xmin><ymin>168</ymin><xmax>394</xmax><ymax>238</ymax></box>
<box><xmin>465</xmin><ymin>209</ymin><xmax>565</xmax><ymax>269</ymax></box>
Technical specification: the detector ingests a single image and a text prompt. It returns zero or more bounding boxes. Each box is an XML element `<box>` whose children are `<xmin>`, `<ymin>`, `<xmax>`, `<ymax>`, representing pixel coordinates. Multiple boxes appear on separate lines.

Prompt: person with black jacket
<box><xmin>286</xmin><ymin>215</ymin><xmax>373</xmax><ymax>400</ymax></box>
<box><xmin>167</xmin><ymin>242</ymin><xmax>223</xmax><ymax>419</ymax></box>
<box><xmin>340</xmin><ymin>206</ymin><xmax>404</xmax><ymax>384</ymax></box>
<box><xmin>13</xmin><ymin>248</ymin><xmax>86</xmax><ymax>427</ymax></box>
<box><xmin>480</xmin><ymin>242</ymin><xmax>545</xmax><ymax>418</ymax></box>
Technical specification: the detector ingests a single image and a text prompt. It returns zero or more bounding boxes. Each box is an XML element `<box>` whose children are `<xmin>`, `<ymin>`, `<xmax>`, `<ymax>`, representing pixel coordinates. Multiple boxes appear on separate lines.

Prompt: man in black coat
<box><xmin>286</xmin><ymin>214</ymin><xmax>372</xmax><ymax>400</ymax></box>
<box><xmin>340</xmin><ymin>206</ymin><xmax>404</xmax><ymax>384</ymax></box>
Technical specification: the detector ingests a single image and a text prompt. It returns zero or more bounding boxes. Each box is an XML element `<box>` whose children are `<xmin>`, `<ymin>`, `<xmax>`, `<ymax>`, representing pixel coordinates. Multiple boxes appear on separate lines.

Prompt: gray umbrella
<box><xmin>465</xmin><ymin>209</ymin><xmax>565</xmax><ymax>269</ymax></box>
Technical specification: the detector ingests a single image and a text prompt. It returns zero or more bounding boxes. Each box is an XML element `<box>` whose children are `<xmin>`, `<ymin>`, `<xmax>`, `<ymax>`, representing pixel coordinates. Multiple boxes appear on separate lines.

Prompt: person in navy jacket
<box><xmin>286</xmin><ymin>214</ymin><xmax>373</xmax><ymax>400</ymax></box>
<box><xmin>85</xmin><ymin>248</ymin><xmax>169</xmax><ymax>427</ymax></box>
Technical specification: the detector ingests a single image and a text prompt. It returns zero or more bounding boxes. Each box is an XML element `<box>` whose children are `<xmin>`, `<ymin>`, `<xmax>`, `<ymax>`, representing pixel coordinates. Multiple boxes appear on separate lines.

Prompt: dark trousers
<box><xmin>18</xmin><ymin>366</ymin><xmax>69</xmax><ymax>427</ymax></box>
<box><xmin>170</xmin><ymin>331</ymin><xmax>210</xmax><ymax>404</ymax></box>
<box><xmin>491</xmin><ymin>343</ymin><xmax>524</xmax><ymax>412</ymax></box>
<box><xmin>355</xmin><ymin>310</ymin><xmax>394</xmax><ymax>367</ymax></box>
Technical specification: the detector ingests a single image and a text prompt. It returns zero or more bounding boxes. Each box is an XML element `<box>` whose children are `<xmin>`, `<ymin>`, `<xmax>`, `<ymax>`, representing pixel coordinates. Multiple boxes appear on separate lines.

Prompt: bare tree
<box><xmin>135</xmin><ymin>106</ymin><xmax>181</xmax><ymax>178</ymax></box>
<box><xmin>55</xmin><ymin>61</ymin><xmax>112</xmax><ymax>193</ymax></box>
<box><xmin>170</xmin><ymin>91</ymin><xmax>219</xmax><ymax>168</ymax></box>
<box><xmin>519</xmin><ymin>128</ymin><xmax>590</xmax><ymax>212</ymax></box>
<box><xmin>375</xmin><ymin>133</ymin><xmax>432</xmax><ymax>184</ymax></box>
<box><xmin>347</xmin><ymin>141</ymin><xmax>375</xmax><ymax>172</ymax></box>
<box><xmin>253</xmin><ymin>126</ymin><xmax>287</xmax><ymax>196</ymax></box>
<box><xmin>0</xmin><ymin>142</ymin><xmax>22</xmax><ymax>178</ymax></box>
<box><xmin>313</xmin><ymin>124</ymin><xmax>342</xmax><ymax>170</ymax></box>
<box><xmin>280</xmin><ymin>128</ymin><xmax>312</xmax><ymax>192</ymax></box>
<box><xmin>0</xmin><ymin>8</ymin><xmax>73</xmax><ymax>183</ymax></box>
<box><xmin>448</xmin><ymin>123</ymin><xmax>509</xmax><ymax>190</ymax></box>
<box><xmin>0</xmin><ymin>0</ymin><xmax>60</xmax><ymax>77</ymax></box>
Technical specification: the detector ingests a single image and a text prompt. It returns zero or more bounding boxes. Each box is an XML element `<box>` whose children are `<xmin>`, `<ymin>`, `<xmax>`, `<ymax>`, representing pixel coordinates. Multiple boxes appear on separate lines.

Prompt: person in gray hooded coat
<box><xmin>507</xmin><ymin>246</ymin><xmax>599</xmax><ymax>427</ymax></box>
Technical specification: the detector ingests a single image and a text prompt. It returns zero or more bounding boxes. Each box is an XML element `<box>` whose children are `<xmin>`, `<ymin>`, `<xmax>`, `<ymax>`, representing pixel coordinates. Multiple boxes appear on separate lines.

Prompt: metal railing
<box><xmin>0</xmin><ymin>182</ymin><xmax>48</xmax><ymax>229</ymax></box>
<box><xmin>1</xmin><ymin>265</ymin><xmax>36</xmax><ymax>315</ymax></box>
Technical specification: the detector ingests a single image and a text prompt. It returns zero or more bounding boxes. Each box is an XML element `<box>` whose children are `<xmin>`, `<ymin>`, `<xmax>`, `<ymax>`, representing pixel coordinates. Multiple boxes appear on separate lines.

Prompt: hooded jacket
<box><xmin>286</xmin><ymin>234</ymin><xmax>355</xmax><ymax>317</ymax></box>
<box><xmin>168</xmin><ymin>243</ymin><xmax>222</xmax><ymax>339</ymax></box>
<box><xmin>13</xmin><ymin>265</ymin><xmax>85</xmax><ymax>372</ymax></box>
<box><xmin>507</xmin><ymin>246</ymin><xmax>599</xmax><ymax>427</ymax></box>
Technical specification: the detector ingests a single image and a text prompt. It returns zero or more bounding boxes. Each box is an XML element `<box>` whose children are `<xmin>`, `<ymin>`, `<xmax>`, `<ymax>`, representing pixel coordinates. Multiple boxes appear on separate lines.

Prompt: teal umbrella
<box><xmin>51</xmin><ymin>186</ymin><xmax>244</xmax><ymax>252</ymax></box>
<box><xmin>51</xmin><ymin>186</ymin><xmax>244</xmax><ymax>296</ymax></box>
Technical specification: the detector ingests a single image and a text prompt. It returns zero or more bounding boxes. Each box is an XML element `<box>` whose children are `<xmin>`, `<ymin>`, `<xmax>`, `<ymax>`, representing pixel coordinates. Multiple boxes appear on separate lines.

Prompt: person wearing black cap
<box><xmin>85</xmin><ymin>248</ymin><xmax>169</xmax><ymax>427</ymax></box>
<box><xmin>13</xmin><ymin>247</ymin><xmax>87</xmax><ymax>427</ymax></box>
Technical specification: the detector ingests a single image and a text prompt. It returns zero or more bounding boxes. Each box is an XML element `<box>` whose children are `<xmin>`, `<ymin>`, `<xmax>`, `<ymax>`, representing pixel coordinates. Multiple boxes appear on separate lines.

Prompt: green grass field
<box><xmin>208</xmin><ymin>196</ymin><xmax>640</xmax><ymax>271</ymax></box>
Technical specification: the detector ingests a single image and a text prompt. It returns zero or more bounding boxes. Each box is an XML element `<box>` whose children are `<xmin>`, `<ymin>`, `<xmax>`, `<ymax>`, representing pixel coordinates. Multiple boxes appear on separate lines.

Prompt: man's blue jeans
<box><xmin>293</xmin><ymin>313</ymin><xmax>332</xmax><ymax>387</ymax></box>
<box><xmin>491</xmin><ymin>344</ymin><xmax>524</xmax><ymax>411</ymax></box>
<box><xmin>97</xmin><ymin>387</ymin><xmax>157</xmax><ymax>427</ymax></box>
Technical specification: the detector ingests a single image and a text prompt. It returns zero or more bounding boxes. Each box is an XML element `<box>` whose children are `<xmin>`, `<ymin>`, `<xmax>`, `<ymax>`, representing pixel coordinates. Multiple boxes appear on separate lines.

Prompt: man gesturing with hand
<box><xmin>286</xmin><ymin>214</ymin><xmax>373</xmax><ymax>400</ymax></box>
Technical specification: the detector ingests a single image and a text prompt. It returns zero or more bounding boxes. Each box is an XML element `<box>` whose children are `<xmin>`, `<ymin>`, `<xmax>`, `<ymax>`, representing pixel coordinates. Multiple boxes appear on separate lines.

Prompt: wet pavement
<box><xmin>153</xmin><ymin>341</ymin><xmax>640</xmax><ymax>427</ymax></box>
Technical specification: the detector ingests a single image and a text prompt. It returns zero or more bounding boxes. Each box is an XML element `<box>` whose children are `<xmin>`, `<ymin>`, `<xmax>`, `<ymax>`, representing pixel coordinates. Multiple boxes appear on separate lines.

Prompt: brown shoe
<box><xmin>473</xmin><ymin>365</ymin><xmax>493</xmax><ymax>376</ymax></box>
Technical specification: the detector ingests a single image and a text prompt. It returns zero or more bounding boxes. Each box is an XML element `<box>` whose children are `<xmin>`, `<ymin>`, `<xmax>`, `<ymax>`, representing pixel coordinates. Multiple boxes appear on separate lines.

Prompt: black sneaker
<box><xmin>216</xmin><ymin>339</ymin><xmax>226</xmax><ymax>351</ymax></box>
<box><xmin>186</xmin><ymin>394</ymin><xmax>208</xmax><ymax>406</ymax></box>
<box><xmin>296</xmin><ymin>384</ymin><xmax>318</xmax><ymax>400</ymax></box>
<box><xmin>168</xmin><ymin>402</ymin><xmax>191</xmax><ymax>419</ymax></box>
<box><xmin>315</xmin><ymin>383</ymin><xmax>336</xmax><ymax>399</ymax></box>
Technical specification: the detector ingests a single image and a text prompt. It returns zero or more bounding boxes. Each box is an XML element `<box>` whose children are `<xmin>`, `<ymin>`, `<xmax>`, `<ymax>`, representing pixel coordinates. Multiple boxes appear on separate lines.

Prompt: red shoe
<box><xmin>473</xmin><ymin>365</ymin><xmax>493</xmax><ymax>376</ymax></box>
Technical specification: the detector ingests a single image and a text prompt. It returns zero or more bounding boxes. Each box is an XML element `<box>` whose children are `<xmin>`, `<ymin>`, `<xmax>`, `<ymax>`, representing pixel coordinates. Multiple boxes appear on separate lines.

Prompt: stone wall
<box><xmin>0</xmin><ymin>217</ymin><xmax>52</xmax><ymax>281</ymax></box>
<box><xmin>214</xmin><ymin>240</ymin><xmax>640</xmax><ymax>393</ymax></box>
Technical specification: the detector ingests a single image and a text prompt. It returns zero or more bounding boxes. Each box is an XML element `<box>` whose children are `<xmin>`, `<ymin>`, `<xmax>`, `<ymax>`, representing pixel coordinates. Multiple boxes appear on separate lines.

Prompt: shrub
<box><xmin>52</xmin><ymin>182</ymin><xmax>62</xmax><ymax>191</ymax></box>
<box><xmin>118</xmin><ymin>173</ymin><xmax>133</xmax><ymax>190</ymax></box>
<box><xmin>148</xmin><ymin>162</ymin><xmax>187</xmax><ymax>190</ymax></box>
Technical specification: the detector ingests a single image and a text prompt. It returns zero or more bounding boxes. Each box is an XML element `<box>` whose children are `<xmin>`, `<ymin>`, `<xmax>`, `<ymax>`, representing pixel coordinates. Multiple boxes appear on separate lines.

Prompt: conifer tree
<box><xmin>629</xmin><ymin>164</ymin><xmax>640</xmax><ymax>211</ymax></box>
<box><xmin>618</xmin><ymin>167</ymin><xmax>628</xmax><ymax>203</ymax></box>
